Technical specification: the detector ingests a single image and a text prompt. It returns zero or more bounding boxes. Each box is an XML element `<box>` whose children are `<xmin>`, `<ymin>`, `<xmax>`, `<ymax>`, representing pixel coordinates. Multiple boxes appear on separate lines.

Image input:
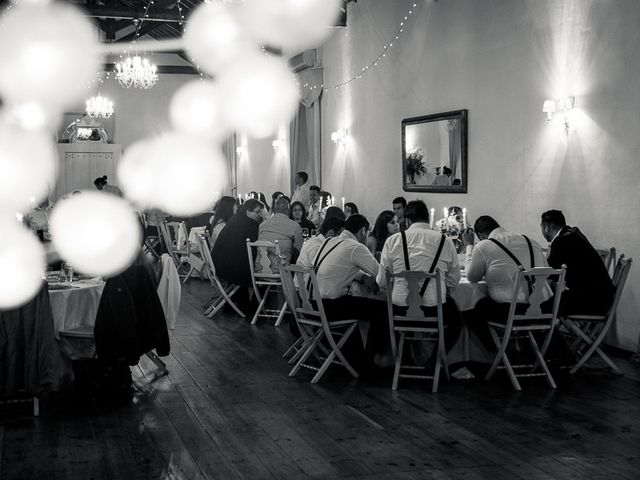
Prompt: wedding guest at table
<box><xmin>377</xmin><ymin>200</ymin><xmax>462</xmax><ymax>353</ymax></box>
<box><xmin>209</xmin><ymin>196</ymin><xmax>237</xmax><ymax>249</ymax></box>
<box><xmin>308</xmin><ymin>185</ymin><xmax>323</xmax><ymax>227</ymax></box>
<box><xmin>291</xmin><ymin>171</ymin><xmax>311</xmax><ymax>208</ymax></box>
<box><xmin>212</xmin><ymin>199</ymin><xmax>264</xmax><ymax>311</ymax></box>
<box><xmin>297</xmin><ymin>215</ymin><xmax>345</xmax><ymax>269</ymax></box>
<box><xmin>312</xmin><ymin>214</ymin><xmax>389</xmax><ymax>368</ymax></box>
<box><xmin>258</xmin><ymin>197</ymin><xmax>302</xmax><ymax>267</ymax></box>
<box><xmin>258</xmin><ymin>192</ymin><xmax>270</xmax><ymax>213</ymax></box>
<box><xmin>344</xmin><ymin>202</ymin><xmax>359</xmax><ymax>218</ymax></box>
<box><xmin>93</xmin><ymin>175</ymin><xmax>123</xmax><ymax>197</ymax></box>
<box><xmin>271</xmin><ymin>191</ymin><xmax>285</xmax><ymax>212</ymax></box>
<box><xmin>463</xmin><ymin>215</ymin><xmax>549</xmax><ymax>349</ymax></box>
<box><xmin>392</xmin><ymin>196</ymin><xmax>408</xmax><ymax>231</ymax></box>
<box><xmin>25</xmin><ymin>198</ymin><xmax>52</xmax><ymax>241</ymax></box>
<box><xmin>367</xmin><ymin>210</ymin><xmax>397</xmax><ymax>260</ymax></box>
<box><xmin>540</xmin><ymin>209</ymin><xmax>614</xmax><ymax>316</ymax></box>
<box><xmin>289</xmin><ymin>201</ymin><xmax>316</xmax><ymax>232</ymax></box>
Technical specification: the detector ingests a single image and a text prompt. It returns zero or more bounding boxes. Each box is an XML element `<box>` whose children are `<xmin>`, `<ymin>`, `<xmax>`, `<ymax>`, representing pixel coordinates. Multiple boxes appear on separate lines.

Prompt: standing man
<box><xmin>392</xmin><ymin>196</ymin><xmax>408</xmax><ymax>232</ymax></box>
<box><xmin>540</xmin><ymin>210</ymin><xmax>614</xmax><ymax>316</ymax></box>
<box><xmin>291</xmin><ymin>171</ymin><xmax>311</xmax><ymax>208</ymax></box>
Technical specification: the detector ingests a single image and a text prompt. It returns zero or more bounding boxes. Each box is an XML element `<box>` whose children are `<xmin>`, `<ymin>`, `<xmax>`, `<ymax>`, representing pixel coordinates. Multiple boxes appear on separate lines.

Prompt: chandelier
<box><xmin>85</xmin><ymin>94</ymin><xmax>114</xmax><ymax>118</ymax></box>
<box><xmin>115</xmin><ymin>55</ymin><xmax>158</xmax><ymax>89</ymax></box>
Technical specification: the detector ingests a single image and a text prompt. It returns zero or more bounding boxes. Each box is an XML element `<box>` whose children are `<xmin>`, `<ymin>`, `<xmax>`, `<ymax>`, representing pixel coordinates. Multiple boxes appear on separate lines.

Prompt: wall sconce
<box><xmin>542</xmin><ymin>96</ymin><xmax>575</xmax><ymax>133</ymax></box>
<box><xmin>331</xmin><ymin>128</ymin><xmax>348</xmax><ymax>146</ymax></box>
<box><xmin>272</xmin><ymin>138</ymin><xmax>286</xmax><ymax>153</ymax></box>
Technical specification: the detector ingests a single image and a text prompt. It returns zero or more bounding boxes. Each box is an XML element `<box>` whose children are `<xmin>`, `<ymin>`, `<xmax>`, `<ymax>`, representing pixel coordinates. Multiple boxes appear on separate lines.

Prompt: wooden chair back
<box><xmin>384</xmin><ymin>269</ymin><xmax>444</xmax><ymax>359</ymax></box>
<box><xmin>609</xmin><ymin>255</ymin><xmax>632</xmax><ymax>319</ymax></box>
<box><xmin>195</xmin><ymin>234</ymin><xmax>216</xmax><ymax>283</ymax></box>
<box><xmin>596</xmin><ymin>247</ymin><xmax>617</xmax><ymax>276</ymax></box>
<box><xmin>286</xmin><ymin>264</ymin><xmax>325</xmax><ymax>322</ymax></box>
<box><xmin>504</xmin><ymin>266</ymin><xmax>566</xmax><ymax>333</ymax></box>
<box><xmin>246</xmin><ymin>239</ymin><xmax>282</xmax><ymax>277</ymax></box>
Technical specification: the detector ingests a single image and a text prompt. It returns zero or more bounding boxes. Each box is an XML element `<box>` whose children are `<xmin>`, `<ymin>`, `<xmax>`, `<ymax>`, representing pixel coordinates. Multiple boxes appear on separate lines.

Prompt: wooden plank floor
<box><xmin>1</xmin><ymin>280</ymin><xmax>640</xmax><ymax>480</ymax></box>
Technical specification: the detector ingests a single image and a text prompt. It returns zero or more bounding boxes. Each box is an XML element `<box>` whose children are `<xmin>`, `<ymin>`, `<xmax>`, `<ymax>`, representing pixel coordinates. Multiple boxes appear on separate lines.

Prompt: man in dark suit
<box><xmin>540</xmin><ymin>210</ymin><xmax>614</xmax><ymax>316</ymax></box>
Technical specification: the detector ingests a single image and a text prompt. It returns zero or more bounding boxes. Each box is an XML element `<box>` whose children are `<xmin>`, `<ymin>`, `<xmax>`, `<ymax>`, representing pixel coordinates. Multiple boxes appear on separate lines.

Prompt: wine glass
<box><xmin>301</xmin><ymin>228</ymin><xmax>309</xmax><ymax>239</ymax></box>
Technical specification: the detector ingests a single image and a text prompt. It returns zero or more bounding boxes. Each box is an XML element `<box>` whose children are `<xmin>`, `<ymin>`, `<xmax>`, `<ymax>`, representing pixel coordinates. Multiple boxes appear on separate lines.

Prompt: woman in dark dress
<box><xmin>289</xmin><ymin>201</ymin><xmax>315</xmax><ymax>232</ymax></box>
<box><xmin>212</xmin><ymin>199</ymin><xmax>264</xmax><ymax>288</ymax></box>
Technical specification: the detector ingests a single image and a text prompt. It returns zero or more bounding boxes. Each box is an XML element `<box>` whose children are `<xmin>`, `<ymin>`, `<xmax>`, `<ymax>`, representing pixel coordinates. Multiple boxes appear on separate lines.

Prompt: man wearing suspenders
<box><xmin>464</xmin><ymin>215</ymin><xmax>549</xmax><ymax>349</ymax></box>
<box><xmin>377</xmin><ymin>200</ymin><xmax>463</xmax><ymax>354</ymax></box>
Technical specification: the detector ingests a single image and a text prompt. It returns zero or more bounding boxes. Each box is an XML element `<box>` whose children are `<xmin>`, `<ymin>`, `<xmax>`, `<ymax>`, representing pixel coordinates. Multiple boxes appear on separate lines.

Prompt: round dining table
<box><xmin>48</xmin><ymin>277</ymin><xmax>105</xmax><ymax>339</ymax></box>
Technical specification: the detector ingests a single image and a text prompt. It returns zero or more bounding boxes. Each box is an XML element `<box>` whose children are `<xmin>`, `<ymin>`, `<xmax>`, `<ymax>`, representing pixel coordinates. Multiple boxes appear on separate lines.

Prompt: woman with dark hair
<box><xmin>367</xmin><ymin>210</ymin><xmax>398</xmax><ymax>258</ymax></box>
<box><xmin>94</xmin><ymin>175</ymin><xmax>123</xmax><ymax>196</ymax></box>
<box><xmin>289</xmin><ymin>201</ymin><xmax>315</xmax><ymax>232</ymax></box>
<box><xmin>344</xmin><ymin>202</ymin><xmax>359</xmax><ymax>218</ymax></box>
<box><xmin>209</xmin><ymin>196</ymin><xmax>237</xmax><ymax>248</ymax></box>
<box><xmin>271</xmin><ymin>191</ymin><xmax>284</xmax><ymax>212</ymax></box>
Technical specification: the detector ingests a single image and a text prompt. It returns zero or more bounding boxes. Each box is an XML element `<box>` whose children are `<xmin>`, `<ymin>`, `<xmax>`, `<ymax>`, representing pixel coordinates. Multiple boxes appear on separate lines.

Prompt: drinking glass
<box><xmin>310</xmin><ymin>229</ymin><xmax>317</xmax><ymax>237</ymax></box>
<box><xmin>301</xmin><ymin>228</ymin><xmax>309</xmax><ymax>239</ymax></box>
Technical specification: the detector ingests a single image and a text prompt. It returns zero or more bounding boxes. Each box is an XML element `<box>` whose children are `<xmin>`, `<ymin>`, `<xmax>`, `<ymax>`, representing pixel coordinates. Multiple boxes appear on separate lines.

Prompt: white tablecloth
<box><xmin>449</xmin><ymin>277</ymin><xmax>489</xmax><ymax>312</ymax></box>
<box><xmin>49</xmin><ymin>279</ymin><xmax>105</xmax><ymax>340</ymax></box>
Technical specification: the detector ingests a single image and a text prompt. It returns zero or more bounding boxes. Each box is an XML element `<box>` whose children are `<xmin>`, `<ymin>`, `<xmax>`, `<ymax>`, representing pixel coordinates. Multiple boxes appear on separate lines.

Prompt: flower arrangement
<box><xmin>435</xmin><ymin>215</ymin><xmax>463</xmax><ymax>238</ymax></box>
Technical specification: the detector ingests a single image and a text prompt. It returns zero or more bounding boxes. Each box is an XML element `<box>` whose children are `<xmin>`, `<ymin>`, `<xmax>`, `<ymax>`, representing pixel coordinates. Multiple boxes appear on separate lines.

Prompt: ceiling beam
<box><xmin>116</xmin><ymin>23</ymin><xmax>162</xmax><ymax>42</ymax></box>
<box><xmin>81</xmin><ymin>5</ymin><xmax>183</xmax><ymax>23</ymax></box>
<box><xmin>103</xmin><ymin>63</ymin><xmax>200</xmax><ymax>75</ymax></box>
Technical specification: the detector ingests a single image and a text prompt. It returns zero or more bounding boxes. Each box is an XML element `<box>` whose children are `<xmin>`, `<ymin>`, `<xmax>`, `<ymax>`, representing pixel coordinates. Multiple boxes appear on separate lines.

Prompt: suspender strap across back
<box><xmin>400</xmin><ymin>231</ymin><xmax>447</xmax><ymax>296</ymax></box>
<box><xmin>488</xmin><ymin>235</ymin><xmax>535</xmax><ymax>294</ymax></box>
<box><xmin>306</xmin><ymin>237</ymin><xmax>344</xmax><ymax>294</ymax></box>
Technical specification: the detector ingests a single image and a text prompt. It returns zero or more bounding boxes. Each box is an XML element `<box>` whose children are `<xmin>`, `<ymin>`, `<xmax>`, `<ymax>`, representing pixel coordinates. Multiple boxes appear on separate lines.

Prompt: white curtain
<box><xmin>290</xmin><ymin>68</ymin><xmax>323</xmax><ymax>192</ymax></box>
<box><xmin>222</xmin><ymin>134</ymin><xmax>238</xmax><ymax>197</ymax></box>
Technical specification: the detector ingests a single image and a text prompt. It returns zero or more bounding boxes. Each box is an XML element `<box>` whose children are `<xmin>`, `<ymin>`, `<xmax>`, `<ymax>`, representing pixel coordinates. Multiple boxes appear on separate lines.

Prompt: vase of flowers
<box><xmin>435</xmin><ymin>206</ymin><xmax>466</xmax><ymax>253</ymax></box>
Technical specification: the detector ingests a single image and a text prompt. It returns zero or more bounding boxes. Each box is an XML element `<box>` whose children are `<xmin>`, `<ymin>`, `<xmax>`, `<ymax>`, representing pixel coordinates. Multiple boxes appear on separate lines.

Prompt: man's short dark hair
<box><xmin>296</xmin><ymin>172</ymin><xmax>308</xmax><ymax>183</ymax></box>
<box><xmin>273</xmin><ymin>197</ymin><xmax>290</xmax><ymax>214</ymax></box>
<box><xmin>324</xmin><ymin>206</ymin><xmax>345</xmax><ymax>222</ymax></box>
<box><xmin>392</xmin><ymin>196</ymin><xmax>407</xmax><ymax>207</ymax></box>
<box><xmin>309</xmin><ymin>185</ymin><xmax>321</xmax><ymax>193</ymax></box>
<box><xmin>319</xmin><ymin>216</ymin><xmax>345</xmax><ymax>236</ymax></box>
<box><xmin>541</xmin><ymin>210</ymin><xmax>566</xmax><ymax>229</ymax></box>
<box><xmin>474</xmin><ymin>215</ymin><xmax>500</xmax><ymax>236</ymax></box>
<box><xmin>404</xmin><ymin>200</ymin><xmax>429</xmax><ymax>223</ymax></box>
<box><xmin>344</xmin><ymin>214</ymin><xmax>369</xmax><ymax>235</ymax></box>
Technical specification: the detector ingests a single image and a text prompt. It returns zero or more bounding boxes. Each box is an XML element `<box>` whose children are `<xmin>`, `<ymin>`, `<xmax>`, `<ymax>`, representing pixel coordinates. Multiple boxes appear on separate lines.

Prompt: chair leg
<box><xmin>33</xmin><ymin>397</ymin><xmax>40</xmax><ymax>417</ymax></box>
<box><xmin>182</xmin><ymin>265</ymin><xmax>195</xmax><ymax>284</ymax></box>
<box><xmin>565</xmin><ymin>320</ymin><xmax>622</xmax><ymax>374</ymax></box>
<box><xmin>484</xmin><ymin>326</ymin><xmax>504</xmax><ymax>380</ymax></box>
<box><xmin>289</xmin><ymin>328</ymin><xmax>324</xmax><ymax>377</ymax></box>
<box><xmin>274</xmin><ymin>301</ymin><xmax>288</xmax><ymax>327</ymax></box>
<box><xmin>329</xmin><ymin>324</ymin><xmax>359</xmax><ymax>379</ymax></box>
<box><xmin>283</xmin><ymin>336</ymin><xmax>304</xmax><ymax>359</ymax></box>
<box><xmin>432</xmin><ymin>348</ymin><xmax>442</xmax><ymax>393</ymax></box>
<box><xmin>392</xmin><ymin>333</ymin><xmax>405</xmax><ymax>390</ymax></box>
<box><xmin>486</xmin><ymin>327</ymin><xmax>521</xmax><ymax>391</ymax></box>
<box><xmin>527</xmin><ymin>332</ymin><xmax>556</xmax><ymax>389</ymax></box>
<box><xmin>251</xmin><ymin>285</ymin><xmax>270</xmax><ymax>325</ymax></box>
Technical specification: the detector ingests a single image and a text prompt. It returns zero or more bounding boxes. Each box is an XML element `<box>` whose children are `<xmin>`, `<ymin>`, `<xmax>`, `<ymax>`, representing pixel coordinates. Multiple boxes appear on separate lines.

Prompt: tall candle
<box><xmin>342</xmin><ymin>197</ymin><xmax>345</xmax><ymax>210</ymax></box>
<box><xmin>443</xmin><ymin>207</ymin><xmax>448</xmax><ymax>220</ymax></box>
<box><xmin>430</xmin><ymin>208</ymin><xmax>435</xmax><ymax>228</ymax></box>
<box><xmin>237</xmin><ymin>194</ymin><xmax>241</xmax><ymax>204</ymax></box>
<box><xmin>462</xmin><ymin>208</ymin><xmax>467</xmax><ymax>229</ymax></box>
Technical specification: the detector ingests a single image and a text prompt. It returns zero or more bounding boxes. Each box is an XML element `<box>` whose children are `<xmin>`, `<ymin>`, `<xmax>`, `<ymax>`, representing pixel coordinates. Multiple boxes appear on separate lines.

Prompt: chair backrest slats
<box><xmin>286</xmin><ymin>264</ymin><xmax>326</xmax><ymax>322</ymax></box>
<box><xmin>508</xmin><ymin>266</ymin><xmax>566</xmax><ymax>322</ymax></box>
<box><xmin>247</xmin><ymin>240</ymin><xmax>282</xmax><ymax>276</ymax></box>
<box><xmin>609</xmin><ymin>256</ymin><xmax>632</xmax><ymax>316</ymax></box>
<box><xmin>385</xmin><ymin>270</ymin><xmax>442</xmax><ymax>323</ymax></box>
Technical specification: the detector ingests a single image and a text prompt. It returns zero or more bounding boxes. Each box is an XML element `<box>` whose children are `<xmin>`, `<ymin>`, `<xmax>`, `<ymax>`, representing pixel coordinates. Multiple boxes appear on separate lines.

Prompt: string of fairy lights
<box><xmin>297</xmin><ymin>1</ymin><xmax>420</xmax><ymax>93</ymax></box>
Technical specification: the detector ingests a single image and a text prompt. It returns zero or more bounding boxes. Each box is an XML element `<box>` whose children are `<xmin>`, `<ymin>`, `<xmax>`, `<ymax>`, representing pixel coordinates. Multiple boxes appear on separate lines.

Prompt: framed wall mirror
<box><xmin>401</xmin><ymin>109</ymin><xmax>468</xmax><ymax>193</ymax></box>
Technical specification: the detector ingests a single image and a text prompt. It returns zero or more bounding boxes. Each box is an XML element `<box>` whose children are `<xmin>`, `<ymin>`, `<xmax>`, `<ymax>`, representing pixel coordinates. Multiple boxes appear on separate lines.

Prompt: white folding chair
<box><xmin>485</xmin><ymin>266</ymin><xmax>566</xmax><ymax>391</ymax></box>
<box><xmin>385</xmin><ymin>270</ymin><xmax>449</xmax><ymax>392</ymax></box>
<box><xmin>158</xmin><ymin>220</ymin><xmax>190</xmax><ymax>277</ymax></box>
<box><xmin>560</xmin><ymin>255</ymin><xmax>632</xmax><ymax>374</ymax></box>
<box><xmin>246</xmin><ymin>239</ymin><xmax>288</xmax><ymax>326</ymax></box>
<box><xmin>286</xmin><ymin>265</ymin><xmax>359</xmax><ymax>383</ymax></box>
<box><xmin>196</xmin><ymin>233</ymin><xmax>245</xmax><ymax>318</ymax></box>
<box><xmin>595</xmin><ymin>247</ymin><xmax>617</xmax><ymax>277</ymax></box>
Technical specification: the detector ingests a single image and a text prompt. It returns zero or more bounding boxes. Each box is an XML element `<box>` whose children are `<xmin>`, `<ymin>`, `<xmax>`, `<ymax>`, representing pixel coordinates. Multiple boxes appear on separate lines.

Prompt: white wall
<box><xmin>321</xmin><ymin>0</ymin><xmax>640</xmax><ymax>350</ymax></box>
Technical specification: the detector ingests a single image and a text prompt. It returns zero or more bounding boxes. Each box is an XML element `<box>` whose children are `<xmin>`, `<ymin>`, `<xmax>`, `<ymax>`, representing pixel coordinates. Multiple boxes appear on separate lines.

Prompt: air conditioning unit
<box><xmin>289</xmin><ymin>50</ymin><xmax>317</xmax><ymax>73</ymax></box>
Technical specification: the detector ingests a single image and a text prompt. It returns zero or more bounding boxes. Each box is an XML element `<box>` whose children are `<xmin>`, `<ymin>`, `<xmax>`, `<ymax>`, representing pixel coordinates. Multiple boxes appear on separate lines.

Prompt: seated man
<box><xmin>463</xmin><ymin>215</ymin><xmax>549</xmax><ymax>349</ymax></box>
<box><xmin>310</xmin><ymin>214</ymin><xmax>388</xmax><ymax>366</ymax></box>
<box><xmin>540</xmin><ymin>209</ymin><xmax>614</xmax><ymax>316</ymax></box>
<box><xmin>297</xmin><ymin>216</ymin><xmax>345</xmax><ymax>269</ymax></box>
<box><xmin>377</xmin><ymin>200</ymin><xmax>462</xmax><ymax>352</ymax></box>
<box><xmin>257</xmin><ymin>197</ymin><xmax>302</xmax><ymax>268</ymax></box>
<box><xmin>307</xmin><ymin>185</ymin><xmax>323</xmax><ymax>227</ymax></box>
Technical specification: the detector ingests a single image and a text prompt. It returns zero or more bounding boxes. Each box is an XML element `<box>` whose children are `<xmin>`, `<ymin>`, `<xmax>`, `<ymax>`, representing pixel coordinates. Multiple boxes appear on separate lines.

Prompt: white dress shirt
<box><xmin>313</xmin><ymin>231</ymin><xmax>380</xmax><ymax>299</ymax></box>
<box><xmin>465</xmin><ymin>227</ymin><xmax>550</xmax><ymax>303</ymax></box>
<box><xmin>307</xmin><ymin>201</ymin><xmax>323</xmax><ymax>227</ymax></box>
<box><xmin>377</xmin><ymin>223</ymin><xmax>460</xmax><ymax>307</ymax></box>
<box><xmin>291</xmin><ymin>184</ymin><xmax>311</xmax><ymax>208</ymax></box>
<box><xmin>297</xmin><ymin>234</ymin><xmax>325</xmax><ymax>269</ymax></box>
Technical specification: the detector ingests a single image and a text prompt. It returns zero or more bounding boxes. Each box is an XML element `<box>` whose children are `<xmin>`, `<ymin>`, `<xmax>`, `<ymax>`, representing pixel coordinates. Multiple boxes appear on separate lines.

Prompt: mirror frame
<box><xmin>401</xmin><ymin>109</ymin><xmax>468</xmax><ymax>194</ymax></box>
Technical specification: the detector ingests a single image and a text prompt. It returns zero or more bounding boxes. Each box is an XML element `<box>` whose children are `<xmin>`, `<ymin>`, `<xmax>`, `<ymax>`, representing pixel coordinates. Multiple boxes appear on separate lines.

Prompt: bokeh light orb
<box><xmin>0</xmin><ymin>3</ymin><xmax>100</xmax><ymax>111</ymax></box>
<box><xmin>237</xmin><ymin>0</ymin><xmax>342</xmax><ymax>51</ymax></box>
<box><xmin>0</xmin><ymin>219</ymin><xmax>46</xmax><ymax>309</ymax></box>
<box><xmin>169</xmin><ymin>80</ymin><xmax>228</xmax><ymax>140</ymax></box>
<box><xmin>50</xmin><ymin>192</ymin><xmax>142</xmax><ymax>276</ymax></box>
<box><xmin>185</xmin><ymin>1</ymin><xmax>258</xmax><ymax>75</ymax></box>
<box><xmin>218</xmin><ymin>52</ymin><xmax>299</xmax><ymax>138</ymax></box>
<box><xmin>0</xmin><ymin>122</ymin><xmax>56</xmax><ymax>214</ymax></box>
<box><xmin>119</xmin><ymin>133</ymin><xmax>227</xmax><ymax>216</ymax></box>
